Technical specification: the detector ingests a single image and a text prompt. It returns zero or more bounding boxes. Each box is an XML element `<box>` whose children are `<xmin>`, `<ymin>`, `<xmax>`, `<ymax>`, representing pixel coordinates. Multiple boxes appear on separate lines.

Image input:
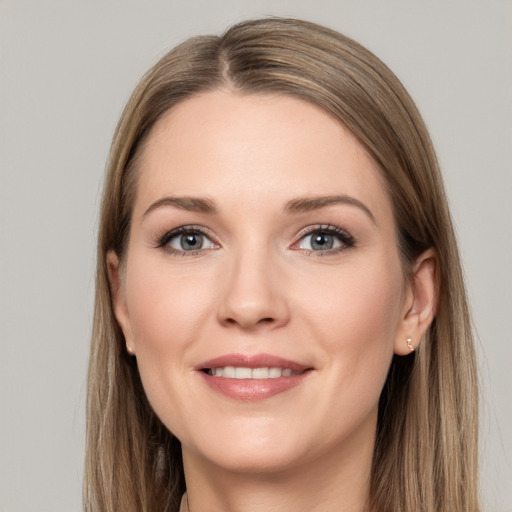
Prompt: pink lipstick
<box><xmin>196</xmin><ymin>353</ymin><xmax>313</xmax><ymax>401</ymax></box>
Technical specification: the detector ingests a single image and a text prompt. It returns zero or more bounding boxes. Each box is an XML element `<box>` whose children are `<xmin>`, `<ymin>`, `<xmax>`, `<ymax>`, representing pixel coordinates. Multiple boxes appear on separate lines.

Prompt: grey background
<box><xmin>0</xmin><ymin>1</ymin><xmax>510</xmax><ymax>510</ymax></box>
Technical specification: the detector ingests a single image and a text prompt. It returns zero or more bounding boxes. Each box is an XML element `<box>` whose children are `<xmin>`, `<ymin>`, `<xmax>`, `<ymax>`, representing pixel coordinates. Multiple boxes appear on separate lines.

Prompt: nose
<box><xmin>217</xmin><ymin>245</ymin><xmax>290</xmax><ymax>330</ymax></box>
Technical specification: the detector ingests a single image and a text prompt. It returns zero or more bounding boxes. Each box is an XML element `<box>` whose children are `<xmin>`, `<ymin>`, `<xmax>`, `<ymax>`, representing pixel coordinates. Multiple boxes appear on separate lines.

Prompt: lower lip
<box><xmin>199</xmin><ymin>371</ymin><xmax>311</xmax><ymax>401</ymax></box>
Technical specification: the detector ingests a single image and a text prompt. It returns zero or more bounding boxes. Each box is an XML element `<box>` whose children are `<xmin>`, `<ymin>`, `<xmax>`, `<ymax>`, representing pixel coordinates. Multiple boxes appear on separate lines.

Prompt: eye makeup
<box><xmin>151</xmin><ymin>221</ymin><xmax>356</xmax><ymax>259</ymax></box>
<box><xmin>291</xmin><ymin>224</ymin><xmax>356</xmax><ymax>256</ymax></box>
<box><xmin>155</xmin><ymin>224</ymin><xmax>219</xmax><ymax>256</ymax></box>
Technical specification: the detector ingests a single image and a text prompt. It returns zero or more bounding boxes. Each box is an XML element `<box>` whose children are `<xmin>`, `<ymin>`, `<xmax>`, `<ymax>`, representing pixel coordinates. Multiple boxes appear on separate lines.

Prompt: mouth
<box><xmin>202</xmin><ymin>366</ymin><xmax>305</xmax><ymax>379</ymax></box>
<box><xmin>196</xmin><ymin>353</ymin><xmax>313</xmax><ymax>401</ymax></box>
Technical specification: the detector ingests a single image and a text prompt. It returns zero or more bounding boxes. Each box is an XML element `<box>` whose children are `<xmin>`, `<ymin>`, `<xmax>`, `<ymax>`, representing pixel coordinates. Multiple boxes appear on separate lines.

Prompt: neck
<box><xmin>182</xmin><ymin>420</ymin><xmax>375</xmax><ymax>512</ymax></box>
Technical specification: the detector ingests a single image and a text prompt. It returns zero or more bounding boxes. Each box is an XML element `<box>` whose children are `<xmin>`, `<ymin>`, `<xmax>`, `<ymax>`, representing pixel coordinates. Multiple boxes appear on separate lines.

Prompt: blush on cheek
<box><xmin>316</xmin><ymin>265</ymin><xmax>402</xmax><ymax>384</ymax></box>
<box><xmin>126</xmin><ymin>257</ymin><xmax>208</xmax><ymax>344</ymax></box>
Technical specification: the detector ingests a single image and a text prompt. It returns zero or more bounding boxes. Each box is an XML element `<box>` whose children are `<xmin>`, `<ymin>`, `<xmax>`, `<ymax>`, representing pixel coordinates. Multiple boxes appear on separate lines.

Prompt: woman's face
<box><xmin>111</xmin><ymin>91</ymin><xmax>414</xmax><ymax>475</ymax></box>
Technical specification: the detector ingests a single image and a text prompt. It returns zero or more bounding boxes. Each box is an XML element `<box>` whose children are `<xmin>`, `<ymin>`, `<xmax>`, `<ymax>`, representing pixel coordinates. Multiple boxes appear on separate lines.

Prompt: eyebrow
<box><xmin>143</xmin><ymin>194</ymin><xmax>375</xmax><ymax>224</ymax></box>
<box><xmin>284</xmin><ymin>195</ymin><xmax>376</xmax><ymax>224</ymax></box>
<box><xmin>143</xmin><ymin>196</ymin><xmax>218</xmax><ymax>217</ymax></box>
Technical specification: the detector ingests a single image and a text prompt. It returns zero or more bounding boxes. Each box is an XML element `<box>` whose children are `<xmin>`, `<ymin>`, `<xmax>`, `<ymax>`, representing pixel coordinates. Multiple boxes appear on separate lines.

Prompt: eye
<box><xmin>294</xmin><ymin>225</ymin><xmax>355</xmax><ymax>253</ymax></box>
<box><xmin>159</xmin><ymin>227</ymin><xmax>217</xmax><ymax>254</ymax></box>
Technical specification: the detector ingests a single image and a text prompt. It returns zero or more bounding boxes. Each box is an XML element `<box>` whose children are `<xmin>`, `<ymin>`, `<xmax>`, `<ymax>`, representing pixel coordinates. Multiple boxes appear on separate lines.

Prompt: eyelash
<box><xmin>156</xmin><ymin>225</ymin><xmax>218</xmax><ymax>257</ymax></box>
<box><xmin>156</xmin><ymin>224</ymin><xmax>355</xmax><ymax>257</ymax></box>
<box><xmin>293</xmin><ymin>224</ymin><xmax>355</xmax><ymax>256</ymax></box>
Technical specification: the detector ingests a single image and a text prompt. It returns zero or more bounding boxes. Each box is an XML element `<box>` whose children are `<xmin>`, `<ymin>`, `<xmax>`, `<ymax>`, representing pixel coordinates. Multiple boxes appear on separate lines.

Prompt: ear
<box><xmin>394</xmin><ymin>249</ymin><xmax>438</xmax><ymax>355</ymax></box>
<box><xmin>107</xmin><ymin>250</ymin><xmax>136</xmax><ymax>355</ymax></box>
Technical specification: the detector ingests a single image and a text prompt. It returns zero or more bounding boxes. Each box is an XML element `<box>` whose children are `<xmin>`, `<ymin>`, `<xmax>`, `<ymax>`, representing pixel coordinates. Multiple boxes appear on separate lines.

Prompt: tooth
<box><xmin>269</xmin><ymin>367</ymin><xmax>282</xmax><ymax>378</ymax></box>
<box><xmin>252</xmin><ymin>367</ymin><xmax>269</xmax><ymax>379</ymax></box>
<box><xmin>223</xmin><ymin>366</ymin><xmax>236</xmax><ymax>378</ymax></box>
<box><xmin>209</xmin><ymin>366</ymin><xmax>297</xmax><ymax>379</ymax></box>
<box><xmin>235</xmin><ymin>367</ymin><xmax>252</xmax><ymax>379</ymax></box>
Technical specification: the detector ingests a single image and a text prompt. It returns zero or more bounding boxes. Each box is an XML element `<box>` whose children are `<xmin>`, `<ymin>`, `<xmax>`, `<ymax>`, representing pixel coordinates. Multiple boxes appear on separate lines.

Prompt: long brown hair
<box><xmin>85</xmin><ymin>17</ymin><xmax>479</xmax><ymax>512</ymax></box>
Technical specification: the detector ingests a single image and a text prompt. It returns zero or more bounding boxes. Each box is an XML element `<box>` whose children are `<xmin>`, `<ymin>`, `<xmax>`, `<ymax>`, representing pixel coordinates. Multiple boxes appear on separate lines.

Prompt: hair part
<box><xmin>85</xmin><ymin>17</ymin><xmax>479</xmax><ymax>512</ymax></box>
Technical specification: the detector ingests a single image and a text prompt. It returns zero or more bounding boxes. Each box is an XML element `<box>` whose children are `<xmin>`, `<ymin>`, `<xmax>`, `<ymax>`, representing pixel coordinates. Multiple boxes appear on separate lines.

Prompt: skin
<box><xmin>109</xmin><ymin>90</ymin><xmax>437</xmax><ymax>512</ymax></box>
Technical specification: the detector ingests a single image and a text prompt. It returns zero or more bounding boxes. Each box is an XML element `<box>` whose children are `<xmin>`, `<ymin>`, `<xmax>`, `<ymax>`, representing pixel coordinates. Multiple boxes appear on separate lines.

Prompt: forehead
<box><xmin>134</xmin><ymin>90</ymin><xmax>392</xmax><ymax>222</ymax></box>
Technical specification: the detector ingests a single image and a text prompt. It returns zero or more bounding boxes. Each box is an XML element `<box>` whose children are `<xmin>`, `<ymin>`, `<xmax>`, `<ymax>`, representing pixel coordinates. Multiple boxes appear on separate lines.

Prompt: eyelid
<box><xmin>291</xmin><ymin>224</ymin><xmax>355</xmax><ymax>253</ymax></box>
<box><xmin>156</xmin><ymin>225</ymin><xmax>220</xmax><ymax>255</ymax></box>
<box><xmin>154</xmin><ymin>223</ymin><xmax>354</xmax><ymax>256</ymax></box>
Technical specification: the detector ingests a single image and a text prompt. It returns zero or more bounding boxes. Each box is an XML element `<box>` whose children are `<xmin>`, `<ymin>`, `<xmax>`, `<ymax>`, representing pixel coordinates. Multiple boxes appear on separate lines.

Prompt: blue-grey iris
<box><xmin>311</xmin><ymin>233</ymin><xmax>334</xmax><ymax>250</ymax></box>
<box><xmin>181</xmin><ymin>233</ymin><xmax>203</xmax><ymax>250</ymax></box>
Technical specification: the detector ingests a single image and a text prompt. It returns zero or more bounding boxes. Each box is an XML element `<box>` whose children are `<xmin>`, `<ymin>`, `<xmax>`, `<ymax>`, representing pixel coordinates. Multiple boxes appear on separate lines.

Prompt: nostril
<box><xmin>222</xmin><ymin>316</ymin><xmax>275</xmax><ymax>328</ymax></box>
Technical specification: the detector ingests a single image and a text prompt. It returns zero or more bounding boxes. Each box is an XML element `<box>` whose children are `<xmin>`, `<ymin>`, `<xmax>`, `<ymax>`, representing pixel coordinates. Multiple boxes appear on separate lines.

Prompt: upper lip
<box><xmin>196</xmin><ymin>353</ymin><xmax>311</xmax><ymax>372</ymax></box>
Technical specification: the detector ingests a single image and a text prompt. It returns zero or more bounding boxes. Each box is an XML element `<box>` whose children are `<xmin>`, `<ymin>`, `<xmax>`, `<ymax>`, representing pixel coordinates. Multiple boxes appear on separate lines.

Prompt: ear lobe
<box><xmin>394</xmin><ymin>249</ymin><xmax>438</xmax><ymax>355</ymax></box>
<box><xmin>107</xmin><ymin>250</ymin><xmax>136</xmax><ymax>355</ymax></box>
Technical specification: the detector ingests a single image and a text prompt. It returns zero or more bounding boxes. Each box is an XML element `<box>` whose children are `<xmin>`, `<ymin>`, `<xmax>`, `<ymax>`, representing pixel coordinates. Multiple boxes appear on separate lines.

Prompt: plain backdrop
<box><xmin>0</xmin><ymin>1</ymin><xmax>511</xmax><ymax>510</ymax></box>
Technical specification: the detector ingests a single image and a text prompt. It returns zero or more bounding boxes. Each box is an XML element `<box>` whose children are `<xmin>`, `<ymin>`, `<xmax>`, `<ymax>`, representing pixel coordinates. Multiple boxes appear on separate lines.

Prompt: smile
<box><xmin>205</xmin><ymin>367</ymin><xmax>303</xmax><ymax>379</ymax></box>
<box><xmin>197</xmin><ymin>354</ymin><xmax>313</xmax><ymax>400</ymax></box>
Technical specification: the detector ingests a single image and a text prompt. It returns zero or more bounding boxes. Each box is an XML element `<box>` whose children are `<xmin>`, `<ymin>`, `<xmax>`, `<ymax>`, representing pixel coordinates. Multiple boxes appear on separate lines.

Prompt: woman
<box><xmin>85</xmin><ymin>17</ymin><xmax>480</xmax><ymax>512</ymax></box>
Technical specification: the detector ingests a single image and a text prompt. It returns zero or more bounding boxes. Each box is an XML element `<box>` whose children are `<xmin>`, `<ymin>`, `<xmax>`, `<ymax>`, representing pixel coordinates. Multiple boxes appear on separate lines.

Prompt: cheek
<box><xmin>125</xmin><ymin>256</ymin><xmax>216</xmax><ymax>354</ymax></box>
<box><xmin>301</xmin><ymin>257</ymin><xmax>403</xmax><ymax>402</ymax></box>
<box><xmin>305</xmin><ymin>256</ymin><xmax>403</xmax><ymax>337</ymax></box>
<box><xmin>122</xmin><ymin>254</ymin><xmax>215</xmax><ymax>407</ymax></box>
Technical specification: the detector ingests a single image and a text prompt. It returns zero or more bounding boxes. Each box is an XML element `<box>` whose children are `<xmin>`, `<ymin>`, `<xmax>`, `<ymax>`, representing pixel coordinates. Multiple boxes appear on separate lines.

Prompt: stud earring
<box><xmin>126</xmin><ymin>345</ymin><xmax>135</xmax><ymax>355</ymax></box>
<box><xmin>406</xmin><ymin>336</ymin><xmax>414</xmax><ymax>352</ymax></box>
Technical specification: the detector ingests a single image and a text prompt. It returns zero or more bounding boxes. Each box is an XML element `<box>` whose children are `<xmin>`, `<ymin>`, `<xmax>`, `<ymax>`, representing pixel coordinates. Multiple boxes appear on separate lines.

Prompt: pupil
<box><xmin>312</xmin><ymin>233</ymin><xmax>333</xmax><ymax>250</ymax></box>
<box><xmin>181</xmin><ymin>233</ymin><xmax>202</xmax><ymax>250</ymax></box>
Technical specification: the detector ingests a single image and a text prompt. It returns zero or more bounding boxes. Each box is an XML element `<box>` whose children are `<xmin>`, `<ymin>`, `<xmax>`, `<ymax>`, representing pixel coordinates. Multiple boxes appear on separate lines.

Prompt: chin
<box><xmin>202</xmin><ymin>444</ymin><xmax>304</xmax><ymax>474</ymax></box>
<box><xmin>183</xmin><ymin>420</ymin><xmax>311</xmax><ymax>474</ymax></box>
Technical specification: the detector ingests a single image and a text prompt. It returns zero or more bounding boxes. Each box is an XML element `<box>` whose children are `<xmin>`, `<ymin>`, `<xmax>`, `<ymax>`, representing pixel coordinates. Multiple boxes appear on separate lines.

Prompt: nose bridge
<box><xmin>218</xmin><ymin>235</ymin><xmax>289</xmax><ymax>329</ymax></box>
